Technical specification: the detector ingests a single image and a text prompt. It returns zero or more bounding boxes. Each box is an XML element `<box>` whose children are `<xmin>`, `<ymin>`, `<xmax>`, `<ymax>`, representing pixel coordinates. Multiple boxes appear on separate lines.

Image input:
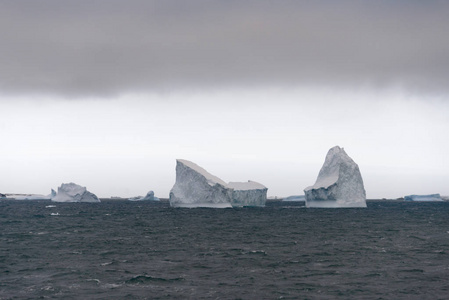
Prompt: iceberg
<box><xmin>48</xmin><ymin>189</ymin><xmax>57</xmax><ymax>198</ymax></box>
<box><xmin>52</xmin><ymin>182</ymin><xmax>100</xmax><ymax>203</ymax></box>
<box><xmin>228</xmin><ymin>181</ymin><xmax>267</xmax><ymax>207</ymax></box>
<box><xmin>13</xmin><ymin>194</ymin><xmax>52</xmax><ymax>200</ymax></box>
<box><xmin>4</xmin><ymin>190</ymin><xmax>55</xmax><ymax>200</ymax></box>
<box><xmin>12</xmin><ymin>189</ymin><xmax>58</xmax><ymax>200</ymax></box>
<box><xmin>304</xmin><ymin>146</ymin><xmax>367</xmax><ymax>208</ymax></box>
<box><xmin>128</xmin><ymin>190</ymin><xmax>160</xmax><ymax>201</ymax></box>
<box><xmin>404</xmin><ymin>194</ymin><xmax>443</xmax><ymax>201</ymax></box>
<box><xmin>169</xmin><ymin>159</ymin><xmax>233</xmax><ymax>208</ymax></box>
<box><xmin>282</xmin><ymin>195</ymin><xmax>306</xmax><ymax>202</ymax></box>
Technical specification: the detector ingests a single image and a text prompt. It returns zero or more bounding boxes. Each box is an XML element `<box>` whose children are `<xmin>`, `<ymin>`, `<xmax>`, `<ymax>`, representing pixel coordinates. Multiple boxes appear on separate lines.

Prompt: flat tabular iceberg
<box><xmin>404</xmin><ymin>194</ymin><xmax>443</xmax><ymax>201</ymax></box>
<box><xmin>169</xmin><ymin>159</ymin><xmax>233</xmax><ymax>208</ymax></box>
<box><xmin>304</xmin><ymin>146</ymin><xmax>366</xmax><ymax>208</ymax></box>
<box><xmin>52</xmin><ymin>182</ymin><xmax>100</xmax><ymax>203</ymax></box>
<box><xmin>2</xmin><ymin>190</ymin><xmax>55</xmax><ymax>200</ymax></box>
<box><xmin>228</xmin><ymin>181</ymin><xmax>267</xmax><ymax>207</ymax></box>
<box><xmin>12</xmin><ymin>194</ymin><xmax>52</xmax><ymax>200</ymax></box>
<box><xmin>282</xmin><ymin>195</ymin><xmax>306</xmax><ymax>202</ymax></box>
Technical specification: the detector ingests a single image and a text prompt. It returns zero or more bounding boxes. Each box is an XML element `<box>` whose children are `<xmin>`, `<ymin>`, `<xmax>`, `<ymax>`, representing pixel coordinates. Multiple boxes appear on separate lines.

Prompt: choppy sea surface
<box><xmin>1</xmin><ymin>200</ymin><xmax>449</xmax><ymax>299</ymax></box>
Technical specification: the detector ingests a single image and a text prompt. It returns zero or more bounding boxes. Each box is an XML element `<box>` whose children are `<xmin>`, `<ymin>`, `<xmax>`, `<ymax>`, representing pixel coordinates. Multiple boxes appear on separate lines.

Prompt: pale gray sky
<box><xmin>1</xmin><ymin>1</ymin><xmax>448</xmax><ymax>198</ymax></box>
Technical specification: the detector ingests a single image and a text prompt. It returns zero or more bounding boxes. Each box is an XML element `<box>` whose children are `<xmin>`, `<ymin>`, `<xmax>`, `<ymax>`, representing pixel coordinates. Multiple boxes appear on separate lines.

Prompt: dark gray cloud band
<box><xmin>1</xmin><ymin>0</ymin><xmax>449</xmax><ymax>97</ymax></box>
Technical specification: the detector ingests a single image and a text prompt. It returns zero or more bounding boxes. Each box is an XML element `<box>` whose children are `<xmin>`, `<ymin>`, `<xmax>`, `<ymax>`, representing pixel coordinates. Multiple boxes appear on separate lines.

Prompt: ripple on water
<box><xmin>1</xmin><ymin>200</ymin><xmax>449</xmax><ymax>299</ymax></box>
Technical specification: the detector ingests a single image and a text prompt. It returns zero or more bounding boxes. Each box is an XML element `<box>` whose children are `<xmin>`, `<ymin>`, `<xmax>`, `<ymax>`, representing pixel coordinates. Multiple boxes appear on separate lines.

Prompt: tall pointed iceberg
<box><xmin>304</xmin><ymin>146</ymin><xmax>366</xmax><ymax>208</ymax></box>
<box><xmin>169</xmin><ymin>159</ymin><xmax>233</xmax><ymax>208</ymax></box>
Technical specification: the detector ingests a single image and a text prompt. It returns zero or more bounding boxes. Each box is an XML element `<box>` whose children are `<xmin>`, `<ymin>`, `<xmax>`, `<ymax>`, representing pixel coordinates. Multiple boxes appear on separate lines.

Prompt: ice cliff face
<box><xmin>228</xmin><ymin>181</ymin><xmax>267</xmax><ymax>207</ymax></box>
<box><xmin>52</xmin><ymin>182</ymin><xmax>100</xmax><ymax>203</ymax></box>
<box><xmin>169</xmin><ymin>159</ymin><xmax>233</xmax><ymax>208</ymax></box>
<box><xmin>404</xmin><ymin>194</ymin><xmax>442</xmax><ymax>201</ymax></box>
<box><xmin>304</xmin><ymin>146</ymin><xmax>366</xmax><ymax>208</ymax></box>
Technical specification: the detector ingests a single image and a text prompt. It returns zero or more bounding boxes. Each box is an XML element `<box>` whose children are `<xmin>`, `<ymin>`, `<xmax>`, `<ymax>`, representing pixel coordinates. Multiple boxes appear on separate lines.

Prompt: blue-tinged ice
<box><xmin>49</xmin><ymin>189</ymin><xmax>57</xmax><ymax>198</ymax></box>
<box><xmin>404</xmin><ymin>194</ymin><xmax>443</xmax><ymax>201</ymax></box>
<box><xmin>128</xmin><ymin>190</ymin><xmax>160</xmax><ymax>201</ymax></box>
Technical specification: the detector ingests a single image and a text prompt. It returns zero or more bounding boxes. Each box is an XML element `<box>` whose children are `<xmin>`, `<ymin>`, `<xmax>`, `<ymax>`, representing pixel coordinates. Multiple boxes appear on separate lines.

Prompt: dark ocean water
<box><xmin>1</xmin><ymin>200</ymin><xmax>449</xmax><ymax>300</ymax></box>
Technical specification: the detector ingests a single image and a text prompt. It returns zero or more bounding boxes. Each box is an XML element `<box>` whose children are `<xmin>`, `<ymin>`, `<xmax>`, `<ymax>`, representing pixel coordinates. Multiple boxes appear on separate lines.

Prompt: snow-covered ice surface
<box><xmin>404</xmin><ymin>194</ymin><xmax>443</xmax><ymax>201</ymax></box>
<box><xmin>52</xmin><ymin>183</ymin><xmax>100</xmax><ymax>203</ymax></box>
<box><xmin>128</xmin><ymin>191</ymin><xmax>159</xmax><ymax>201</ymax></box>
<box><xmin>228</xmin><ymin>181</ymin><xmax>267</xmax><ymax>207</ymax></box>
<box><xmin>169</xmin><ymin>159</ymin><xmax>233</xmax><ymax>208</ymax></box>
<box><xmin>304</xmin><ymin>146</ymin><xmax>366</xmax><ymax>208</ymax></box>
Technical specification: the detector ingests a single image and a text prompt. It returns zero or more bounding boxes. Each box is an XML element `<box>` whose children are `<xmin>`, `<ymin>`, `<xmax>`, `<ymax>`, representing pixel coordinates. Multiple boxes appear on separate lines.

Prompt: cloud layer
<box><xmin>1</xmin><ymin>1</ymin><xmax>449</xmax><ymax>97</ymax></box>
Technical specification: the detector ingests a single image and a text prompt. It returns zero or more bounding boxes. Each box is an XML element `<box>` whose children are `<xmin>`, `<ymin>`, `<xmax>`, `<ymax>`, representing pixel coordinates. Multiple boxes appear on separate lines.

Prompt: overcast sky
<box><xmin>1</xmin><ymin>1</ymin><xmax>448</xmax><ymax>198</ymax></box>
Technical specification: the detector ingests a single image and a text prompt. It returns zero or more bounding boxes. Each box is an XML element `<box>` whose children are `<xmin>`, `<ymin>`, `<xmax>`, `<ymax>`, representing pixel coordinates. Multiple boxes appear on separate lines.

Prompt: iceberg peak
<box><xmin>304</xmin><ymin>146</ymin><xmax>366</xmax><ymax>208</ymax></box>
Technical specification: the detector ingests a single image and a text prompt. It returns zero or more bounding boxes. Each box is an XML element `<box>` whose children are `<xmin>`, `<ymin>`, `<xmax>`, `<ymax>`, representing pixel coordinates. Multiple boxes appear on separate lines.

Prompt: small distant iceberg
<box><xmin>404</xmin><ymin>194</ymin><xmax>443</xmax><ymax>202</ymax></box>
<box><xmin>14</xmin><ymin>194</ymin><xmax>51</xmax><ymax>200</ymax></box>
<box><xmin>304</xmin><ymin>146</ymin><xmax>367</xmax><ymax>208</ymax></box>
<box><xmin>6</xmin><ymin>192</ymin><xmax>53</xmax><ymax>200</ymax></box>
<box><xmin>52</xmin><ymin>182</ymin><xmax>100</xmax><ymax>203</ymax></box>
<box><xmin>5</xmin><ymin>189</ymin><xmax>56</xmax><ymax>201</ymax></box>
<box><xmin>228</xmin><ymin>181</ymin><xmax>267</xmax><ymax>207</ymax></box>
<box><xmin>128</xmin><ymin>191</ymin><xmax>160</xmax><ymax>201</ymax></box>
<box><xmin>282</xmin><ymin>195</ymin><xmax>306</xmax><ymax>202</ymax></box>
<box><xmin>48</xmin><ymin>189</ymin><xmax>57</xmax><ymax>198</ymax></box>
